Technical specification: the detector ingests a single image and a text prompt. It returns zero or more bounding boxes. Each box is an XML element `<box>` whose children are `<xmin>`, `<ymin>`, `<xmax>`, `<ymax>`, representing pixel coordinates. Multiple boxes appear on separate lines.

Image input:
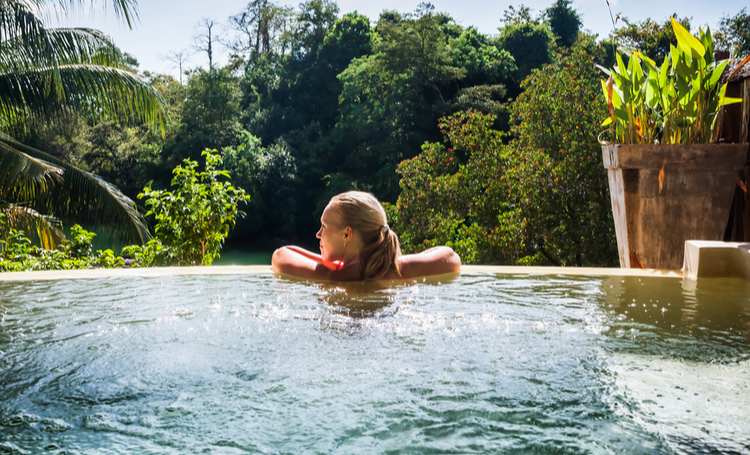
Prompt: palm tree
<box><xmin>0</xmin><ymin>0</ymin><xmax>164</xmax><ymax>248</ymax></box>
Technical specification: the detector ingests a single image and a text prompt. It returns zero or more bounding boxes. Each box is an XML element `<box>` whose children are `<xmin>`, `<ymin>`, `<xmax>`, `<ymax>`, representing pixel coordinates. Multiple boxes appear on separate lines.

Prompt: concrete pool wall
<box><xmin>10</xmin><ymin>239</ymin><xmax>750</xmax><ymax>282</ymax></box>
<box><xmin>0</xmin><ymin>264</ymin><xmax>683</xmax><ymax>282</ymax></box>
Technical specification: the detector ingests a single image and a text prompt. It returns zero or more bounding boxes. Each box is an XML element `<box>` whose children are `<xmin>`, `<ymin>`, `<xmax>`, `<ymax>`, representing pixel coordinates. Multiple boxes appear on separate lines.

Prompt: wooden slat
<box><xmin>606</xmin><ymin>168</ymin><xmax>630</xmax><ymax>268</ymax></box>
<box><xmin>609</xmin><ymin>144</ymin><xmax>748</xmax><ymax>169</ymax></box>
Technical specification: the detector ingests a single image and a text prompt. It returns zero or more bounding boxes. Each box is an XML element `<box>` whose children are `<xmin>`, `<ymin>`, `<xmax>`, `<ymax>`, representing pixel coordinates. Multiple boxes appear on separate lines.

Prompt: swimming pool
<box><xmin>1</xmin><ymin>270</ymin><xmax>748</xmax><ymax>453</ymax></box>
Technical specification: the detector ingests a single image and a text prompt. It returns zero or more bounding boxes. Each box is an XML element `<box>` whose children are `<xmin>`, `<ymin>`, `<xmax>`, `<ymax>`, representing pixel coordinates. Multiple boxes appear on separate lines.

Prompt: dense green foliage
<box><xmin>544</xmin><ymin>0</ymin><xmax>582</xmax><ymax>48</ymax></box>
<box><xmin>123</xmin><ymin>150</ymin><xmax>250</xmax><ymax>266</ymax></box>
<box><xmin>10</xmin><ymin>1</ymin><xmax>746</xmax><ymax>270</ymax></box>
<box><xmin>602</xmin><ymin>20</ymin><xmax>740</xmax><ymax>145</ymax></box>
<box><xmin>1</xmin><ymin>214</ymin><xmax>124</xmax><ymax>271</ymax></box>
<box><xmin>507</xmin><ymin>46</ymin><xmax>617</xmax><ymax>265</ymax></box>
<box><xmin>388</xmin><ymin>45</ymin><xmax>617</xmax><ymax>266</ymax></box>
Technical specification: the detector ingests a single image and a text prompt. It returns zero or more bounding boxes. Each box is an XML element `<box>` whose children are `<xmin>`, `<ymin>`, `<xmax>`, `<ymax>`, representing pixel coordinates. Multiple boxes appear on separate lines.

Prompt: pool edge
<box><xmin>0</xmin><ymin>264</ymin><xmax>683</xmax><ymax>282</ymax></box>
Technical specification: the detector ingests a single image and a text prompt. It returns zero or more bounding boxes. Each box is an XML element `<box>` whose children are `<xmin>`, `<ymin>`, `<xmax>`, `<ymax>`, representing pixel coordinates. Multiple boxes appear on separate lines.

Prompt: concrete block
<box><xmin>682</xmin><ymin>240</ymin><xmax>750</xmax><ymax>279</ymax></box>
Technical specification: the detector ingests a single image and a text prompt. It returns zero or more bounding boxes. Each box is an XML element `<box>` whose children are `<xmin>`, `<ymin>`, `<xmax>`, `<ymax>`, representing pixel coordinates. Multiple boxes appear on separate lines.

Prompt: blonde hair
<box><xmin>329</xmin><ymin>191</ymin><xmax>401</xmax><ymax>280</ymax></box>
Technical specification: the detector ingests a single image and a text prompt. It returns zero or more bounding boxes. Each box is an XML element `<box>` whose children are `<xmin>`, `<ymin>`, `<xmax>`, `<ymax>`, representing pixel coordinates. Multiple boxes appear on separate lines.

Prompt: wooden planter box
<box><xmin>602</xmin><ymin>144</ymin><xmax>749</xmax><ymax>270</ymax></box>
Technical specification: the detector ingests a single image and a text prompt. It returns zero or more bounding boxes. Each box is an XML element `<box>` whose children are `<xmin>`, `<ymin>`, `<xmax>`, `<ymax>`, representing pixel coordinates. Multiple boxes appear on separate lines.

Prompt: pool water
<box><xmin>1</xmin><ymin>273</ymin><xmax>749</xmax><ymax>454</ymax></box>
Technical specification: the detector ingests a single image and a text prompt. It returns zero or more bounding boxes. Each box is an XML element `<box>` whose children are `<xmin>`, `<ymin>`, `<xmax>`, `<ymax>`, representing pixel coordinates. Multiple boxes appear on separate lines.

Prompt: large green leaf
<box><xmin>0</xmin><ymin>1</ymin><xmax>165</xmax><ymax>247</ymax></box>
<box><xmin>671</xmin><ymin>17</ymin><xmax>705</xmax><ymax>59</ymax></box>
<box><xmin>707</xmin><ymin>61</ymin><xmax>729</xmax><ymax>90</ymax></box>
<box><xmin>645</xmin><ymin>72</ymin><xmax>659</xmax><ymax>108</ymax></box>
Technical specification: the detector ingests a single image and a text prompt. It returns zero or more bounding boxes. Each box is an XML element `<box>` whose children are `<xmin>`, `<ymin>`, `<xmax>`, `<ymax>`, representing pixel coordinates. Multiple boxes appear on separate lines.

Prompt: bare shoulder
<box><xmin>398</xmin><ymin>246</ymin><xmax>461</xmax><ymax>279</ymax></box>
<box><xmin>272</xmin><ymin>246</ymin><xmax>363</xmax><ymax>281</ymax></box>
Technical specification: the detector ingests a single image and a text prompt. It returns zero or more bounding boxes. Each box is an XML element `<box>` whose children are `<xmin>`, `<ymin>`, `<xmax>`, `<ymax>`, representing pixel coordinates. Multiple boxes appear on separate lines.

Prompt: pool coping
<box><xmin>0</xmin><ymin>265</ymin><xmax>684</xmax><ymax>282</ymax></box>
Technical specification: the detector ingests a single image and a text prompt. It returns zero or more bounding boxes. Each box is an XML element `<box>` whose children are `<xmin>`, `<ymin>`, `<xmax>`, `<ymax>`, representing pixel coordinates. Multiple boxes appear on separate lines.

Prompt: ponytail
<box><xmin>360</xmin><ymin>228</ymin><xmax>402</xmax><ymax>280</ymax></box>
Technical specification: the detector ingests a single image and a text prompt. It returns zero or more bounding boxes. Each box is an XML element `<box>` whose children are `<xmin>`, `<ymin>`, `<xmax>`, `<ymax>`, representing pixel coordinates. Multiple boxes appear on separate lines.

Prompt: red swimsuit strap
<box><xmin>333</xmin><ymin>260</ymin><xmax>359</xmax><ymax>271</ymax></box>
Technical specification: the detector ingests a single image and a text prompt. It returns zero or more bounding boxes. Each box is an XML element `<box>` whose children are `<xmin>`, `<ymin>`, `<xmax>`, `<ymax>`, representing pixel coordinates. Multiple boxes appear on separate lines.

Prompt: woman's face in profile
<box><xmin>316</xmin><ymin>204</ymin><xmax>346</xmax><ymax>262</ymax></box>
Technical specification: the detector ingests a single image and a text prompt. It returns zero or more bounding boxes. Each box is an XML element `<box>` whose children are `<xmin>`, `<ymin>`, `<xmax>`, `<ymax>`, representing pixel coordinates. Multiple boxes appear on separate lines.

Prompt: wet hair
<box><xmin>329</xmin><ymin>191</ymin><xmax>401</xmax><ymax>280</ymax></box>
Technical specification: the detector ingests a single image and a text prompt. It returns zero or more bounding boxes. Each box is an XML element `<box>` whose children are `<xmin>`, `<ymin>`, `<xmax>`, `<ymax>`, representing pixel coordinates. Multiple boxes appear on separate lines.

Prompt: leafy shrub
<box><xmin>0</xmin><ymin>215</ymin><xmax>124</xmax><ymax>271</ymax></box>
<box><xmin>124</xmin><ymin>149</ymin><xmax>250</xmax><ymax>266</ymax></box>
<box><xmin>386</xmin><ymin>110</ymin><xmax>521</xmax><ymax>264</ymax></box>
<box><xmin>509</xmin><ymin>45</ymin><xmax>617</xmax><ymax>266</ymax></box>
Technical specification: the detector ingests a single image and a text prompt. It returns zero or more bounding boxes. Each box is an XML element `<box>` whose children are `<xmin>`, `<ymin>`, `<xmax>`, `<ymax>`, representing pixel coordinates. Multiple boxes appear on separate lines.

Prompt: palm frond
<box><xmin>0</xmin><ymin>19</ymin><xmax>165</xmax><ymax>133</ymax></box>
<box><xmin>0</xmin><ymin>199</ymin><xmax>65</xmax><ymax>249</ymax></box>
<box><xmin>54</xmin><ymin>0</ymin><xmax>139</xmax><ymax>29</ymax></box>
<box><xmin>0</xmin><ymin>63</ymin><xmax>165</xmax><ymax>134</ymax></box>
<box><xmin>0</xmin><ymin>1</ymin><xmax>47</xmax><ymax>45</ymax></box>
<box><xmin>4</xmin><ymin>0</ymin><xmax>140</xmax><ymax>30</ymax></box>
<box><xmin>0</xmin><ymin>133</ymin><xmax>62</xmax><ymax>199</ymax></box>
<box><xmin>0</xmin><ymin>27</ymin><xmax>121</xmax><ymax>73</ymax></box>
<box><xmin>0</xmin><ymin>134</ymin><xmax>152</xmax><ymax>245</ymax></box>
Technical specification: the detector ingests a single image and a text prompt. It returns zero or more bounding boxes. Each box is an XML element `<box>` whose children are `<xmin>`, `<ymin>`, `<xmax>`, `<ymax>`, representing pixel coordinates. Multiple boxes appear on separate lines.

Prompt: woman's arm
<box><xmin>271</xmin><ymin>247</ymin><xmax>360</xmax><ymax>281</ymax></box>
<box><xmin>398</xmin><ymin>246</ymin><xmax>461</xmax><ymax>279</ymax></box>
<box><xmin>285</xmin><ymin>245</ymin><xmax>338</xmax><ymax>269</ymax></box>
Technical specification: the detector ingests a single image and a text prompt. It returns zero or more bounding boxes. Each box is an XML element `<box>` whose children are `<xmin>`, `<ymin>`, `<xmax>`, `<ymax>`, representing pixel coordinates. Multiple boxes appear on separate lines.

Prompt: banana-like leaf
<box><xmin>0</xmin><ymin>199</ymin><xmax>65</xmax><ymax>249</ymax></box>
<box><xmin>616</xmin><ymin>53</ymin><xmax>628</xmax><ymax>79</ymax></box>
<box><xmin>0</xmin><ymin>134</ymin><xmax>152</xmax><ymax>245</ymax></box>
<box><xmin>669</xmin><ymin>44</ymin><xmax>680</xmax><ymax>74</ymax></box>
<box><xmin>630</xmin><ymin>56</ymin><xmax>645</xmax><ymax>100</ymax></box>
<box><xmin>633</xmin><ymin>51</ymin><xmax>656</xmax><ymax>67</ymax></box>
<box><xmin>595</xmin><ymin>64</ymin><xmax>611</xmax><ymax>76</ymax></box>
<box><xmin>701</xmin><ymin>26</ymin><xmax>714</xmax><ymax>65</ymax></box>
<box><xmin>645</xmin><ymin>73</ymin><xmax>659</xmax><ymax>108</ymax></box>
<box><xmin>671</xmin><ymin>17</ymin><xmax>705</xmax><ymax>59</ymax></box>
<box><xmin>707</xmin><ymin>61</ymin><xmax>729</xmax><ymax>90</ymax></box>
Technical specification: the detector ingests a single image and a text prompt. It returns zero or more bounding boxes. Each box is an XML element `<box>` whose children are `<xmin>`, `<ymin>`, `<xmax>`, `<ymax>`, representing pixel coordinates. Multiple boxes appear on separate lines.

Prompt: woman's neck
<box><xmin>342</xmin><ymin>253</ymin><xmax>359</xmax><ymax>265</ymax></box>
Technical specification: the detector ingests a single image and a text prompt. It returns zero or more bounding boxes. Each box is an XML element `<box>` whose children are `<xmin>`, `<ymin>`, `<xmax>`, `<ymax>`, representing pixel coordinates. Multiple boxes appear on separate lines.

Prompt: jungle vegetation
<box><xmin>4</xmin><ymin>0</ymin><xmax>749</xmax><ymax>267</ymax></box>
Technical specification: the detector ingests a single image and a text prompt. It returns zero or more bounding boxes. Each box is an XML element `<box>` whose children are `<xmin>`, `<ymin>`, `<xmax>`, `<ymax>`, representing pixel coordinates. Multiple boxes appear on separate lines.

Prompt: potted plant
<box><xmin>600</xmin><ymin>18</ymin><xmax>746</xmax><ymax>270</ymax></box>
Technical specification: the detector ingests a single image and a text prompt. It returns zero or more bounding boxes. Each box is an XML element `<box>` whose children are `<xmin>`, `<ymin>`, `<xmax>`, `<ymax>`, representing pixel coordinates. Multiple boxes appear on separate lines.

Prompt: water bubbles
<box><xmin>38</xmin><ymin>418</ymin><xmax>71</xmax><ymax>433</ymax></box>
<box><xmin>0</xmin><ymin>413</ymin><xmax>39</xmax><ymax>427</ymax></box>
<box><xmin>0</xmin><ymin>442</ymin><xmax>23</xmax><ymax>454</ymax></box>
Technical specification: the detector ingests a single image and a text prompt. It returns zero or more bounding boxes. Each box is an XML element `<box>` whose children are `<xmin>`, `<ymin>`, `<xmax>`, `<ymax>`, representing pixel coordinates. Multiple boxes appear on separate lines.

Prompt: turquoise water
<box><xmin>1</xmin><ymin>274</ymin><xmax>749</xmax><ymax>454</ymax></box>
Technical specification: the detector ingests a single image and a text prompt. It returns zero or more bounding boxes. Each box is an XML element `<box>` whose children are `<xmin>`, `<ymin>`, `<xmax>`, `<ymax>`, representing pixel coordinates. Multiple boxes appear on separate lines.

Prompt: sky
<box><xmin>46</xmin><ymin>0</ymin><xmax>748</xmax><ymax>80</ymax></box>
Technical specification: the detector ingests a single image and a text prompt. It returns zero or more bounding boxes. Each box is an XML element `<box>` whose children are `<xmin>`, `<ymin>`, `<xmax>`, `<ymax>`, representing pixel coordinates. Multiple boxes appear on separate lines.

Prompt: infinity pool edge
<box><xmin>0</xmin><ymin>265</ymin><xmax>683</xmax><ymax>282</ymax></box>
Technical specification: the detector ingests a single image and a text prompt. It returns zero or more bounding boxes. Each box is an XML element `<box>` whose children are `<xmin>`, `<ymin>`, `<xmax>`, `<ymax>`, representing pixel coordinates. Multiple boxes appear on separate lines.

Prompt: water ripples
<box><xmin>1</xmin><ymin>273</ymin><xmax>749</xmax><ymax>453</ymax></box>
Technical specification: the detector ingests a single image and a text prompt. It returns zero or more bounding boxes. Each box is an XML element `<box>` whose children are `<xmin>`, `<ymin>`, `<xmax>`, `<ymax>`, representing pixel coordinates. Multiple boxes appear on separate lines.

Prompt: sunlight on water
<box><xmin>1</xmin><ymin>273</ymin><xmax>749</xmax><ymax>454</ymax></box>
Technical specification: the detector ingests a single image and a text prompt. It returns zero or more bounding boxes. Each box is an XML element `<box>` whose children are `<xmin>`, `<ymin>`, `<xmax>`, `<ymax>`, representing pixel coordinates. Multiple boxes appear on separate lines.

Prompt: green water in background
<box><xmin>55</xmin><ymin>224</ymin><xmax>273</xmax><ymax>266</ymax></box>
<box><xmin>211</xmin><ymin>250</ymin><xmax>272</xmax><ymax>266</ymax></box>
<box><xmin>1</xmin><ymin>274</ymin><xmax>749</xmax><ymax>454</ymax></box>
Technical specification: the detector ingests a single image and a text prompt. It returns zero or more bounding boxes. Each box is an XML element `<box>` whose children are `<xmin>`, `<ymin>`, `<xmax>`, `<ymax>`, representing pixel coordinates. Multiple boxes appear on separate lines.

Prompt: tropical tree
<box><xmin>715</xmin><ymin>8</ymin><xmax>750</xmax><ymax>57</ymax></box>
<box><xmin>0</xmin><ymin>0</ymin><xmax>165</xmax><ymax>248</ymax></box>
<box><xmin>543</xmin><ymin>0</ymin><xmax>581</xmax><ymax>47</ymax></box>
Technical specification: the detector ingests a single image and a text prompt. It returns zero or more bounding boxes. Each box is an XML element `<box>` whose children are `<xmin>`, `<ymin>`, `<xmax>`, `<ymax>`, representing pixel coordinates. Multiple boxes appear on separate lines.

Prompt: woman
<box><xmin>272</xmin><ymin>191</ymin><xmax>461</xmax><ymax>281</ymax></box>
